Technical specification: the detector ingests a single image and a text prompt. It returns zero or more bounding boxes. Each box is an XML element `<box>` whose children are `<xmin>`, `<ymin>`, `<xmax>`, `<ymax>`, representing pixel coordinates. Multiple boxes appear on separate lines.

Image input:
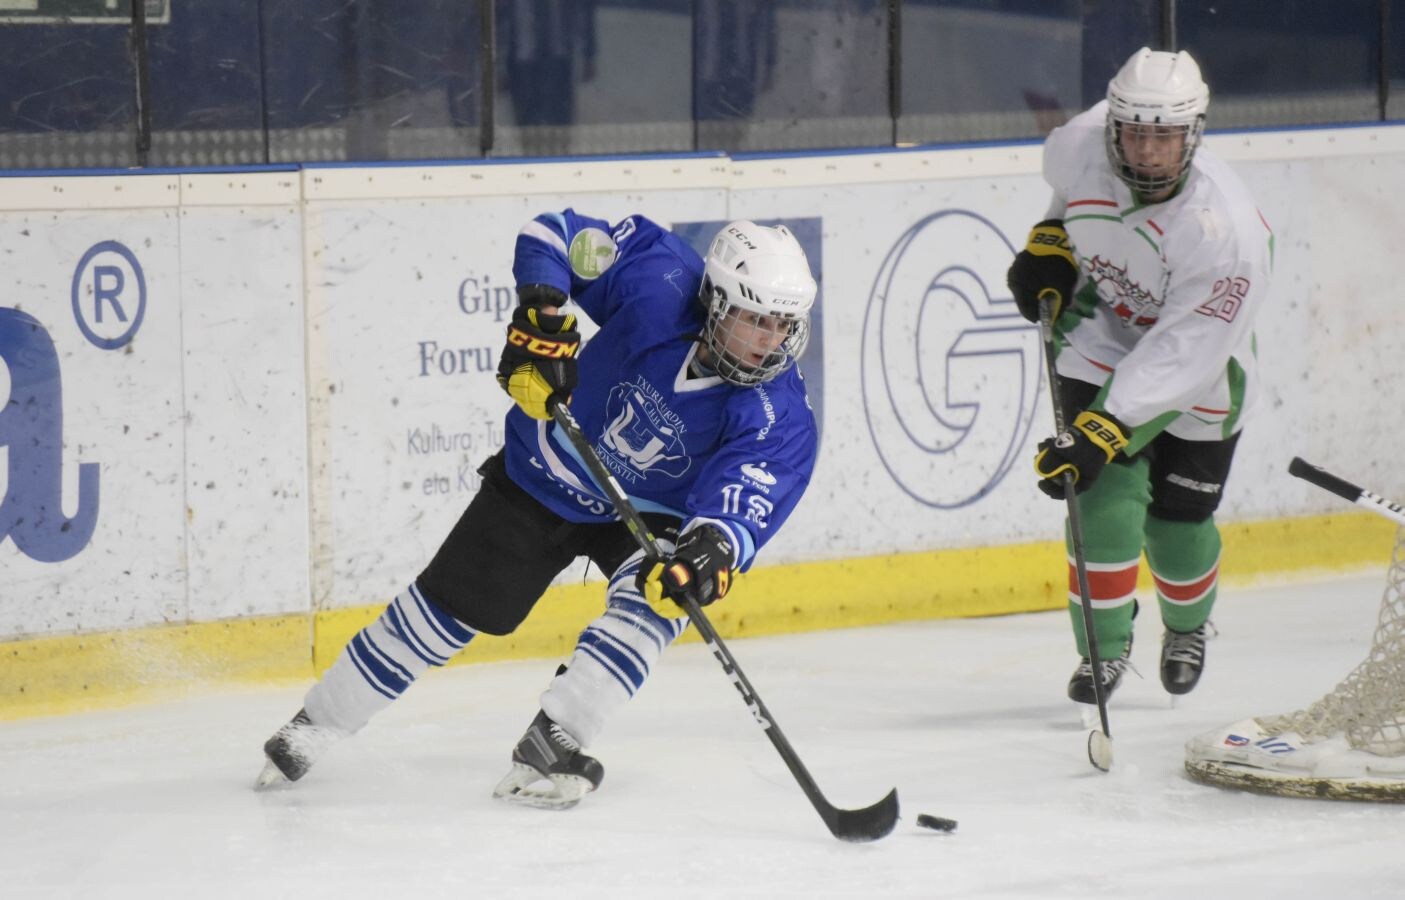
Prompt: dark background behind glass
<box><xmin>0</xmin><ymin>0</ymin><xmax>1394</xmax><ymax>169</ymax></box>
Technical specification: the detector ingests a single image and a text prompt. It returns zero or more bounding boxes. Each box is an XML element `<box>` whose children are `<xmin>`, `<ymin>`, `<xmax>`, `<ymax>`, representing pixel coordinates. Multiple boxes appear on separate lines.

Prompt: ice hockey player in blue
<box><xmin>256</xmin><ymin>211</ymin><xmax>820</xmax><ymax>809</ymax></box>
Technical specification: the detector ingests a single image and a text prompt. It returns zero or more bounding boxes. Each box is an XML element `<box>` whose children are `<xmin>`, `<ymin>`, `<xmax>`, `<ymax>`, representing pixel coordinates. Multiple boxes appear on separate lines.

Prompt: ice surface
<box><xmin>3</xmin><ymin>573</ymin><xmax>1403</xmax><ymax>899</ymax></box>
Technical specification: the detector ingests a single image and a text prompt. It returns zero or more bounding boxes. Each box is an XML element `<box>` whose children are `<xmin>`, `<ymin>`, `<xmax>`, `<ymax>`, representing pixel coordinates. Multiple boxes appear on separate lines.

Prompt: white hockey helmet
<box><xmin>1104</xmin><ymin>47</ymin><xmax>1210</xmax><ymax>195</ymax></box>
<box><xmin>699</xmin><ymin>221</ymin><xmax>817</xmax><ymax>386</ymax></box>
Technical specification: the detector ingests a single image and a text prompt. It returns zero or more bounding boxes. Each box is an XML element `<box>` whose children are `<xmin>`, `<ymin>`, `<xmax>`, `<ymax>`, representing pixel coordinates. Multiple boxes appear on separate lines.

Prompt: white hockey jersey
<box><xmin>1043</xmin><ymin>101</ymin><xmax>1273</xmax><ymax>446</ymax></box>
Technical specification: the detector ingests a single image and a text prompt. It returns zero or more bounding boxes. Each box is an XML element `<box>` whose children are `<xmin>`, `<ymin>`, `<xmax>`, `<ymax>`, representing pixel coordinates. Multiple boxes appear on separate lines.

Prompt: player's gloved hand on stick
<box><xmin>637</xmin><ymin>525</ymin><xmax>734</xmax><ymax>617</ymax></box>
<box><xmin>496</xmin><ymin>286</ymin><xmax>579</xmax><ymax>420</ymax></box>
<box><xmin>1007</xmin><ymin>219</ymin><xmax>1078</xmax><ymax>323</ymax></box>
<box><xmin>1034</xmin><ymin>409</ymin><xmax>1130</xmax><ymax>499</ymax></box>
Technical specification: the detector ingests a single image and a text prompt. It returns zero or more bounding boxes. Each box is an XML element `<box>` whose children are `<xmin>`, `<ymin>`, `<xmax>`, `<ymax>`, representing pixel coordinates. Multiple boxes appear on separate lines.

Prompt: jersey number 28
<box><xmin>1197</xmin><ymin>276</ymin><xmax>1250</xmax><ymax>323</ymax></box>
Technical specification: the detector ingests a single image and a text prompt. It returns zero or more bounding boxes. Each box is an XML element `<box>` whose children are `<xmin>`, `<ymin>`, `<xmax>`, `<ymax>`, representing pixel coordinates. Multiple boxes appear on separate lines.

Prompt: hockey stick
<box><xmin>550</xmin><ymin>400</ymin><xmax>901</xmax><ymax>842</ymax></box>
<box><xmin>1038</xmin><ymin>292</ymin><xmax>1114</xmax><ymax>772</ymax></box>
<box><xmin>1289</xmin><ymin>457</ymin><xmax>1405</xmax><ymax>527</ymax></box>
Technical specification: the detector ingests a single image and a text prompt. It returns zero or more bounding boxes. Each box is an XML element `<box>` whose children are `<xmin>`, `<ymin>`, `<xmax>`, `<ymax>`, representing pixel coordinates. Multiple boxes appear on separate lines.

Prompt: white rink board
<box><xmin>0</xmin><ymin>175</ymin><xmax>309</xmax><ymax>639</ymax></box>
<box><xmin>3</xmin><ymin>126</ymin><xmax>1405</xmax><ymax>636</ymax></box>
<box><xmin>179</xmin><ymin>200</ymin><xmax>309</xmax><ymax>622</ymax></box>
<box><xmin>0</xmin><ymin>207</ymin><xmax>187</xmax><ymax>635</ymax></box>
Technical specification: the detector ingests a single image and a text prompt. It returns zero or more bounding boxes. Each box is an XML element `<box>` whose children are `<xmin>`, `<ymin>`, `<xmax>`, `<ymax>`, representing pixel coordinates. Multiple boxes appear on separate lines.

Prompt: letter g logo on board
<box><xmin>860</xmin><ymin>210</ymin><xmax>1043</xmax><ymax>509</ymax></box>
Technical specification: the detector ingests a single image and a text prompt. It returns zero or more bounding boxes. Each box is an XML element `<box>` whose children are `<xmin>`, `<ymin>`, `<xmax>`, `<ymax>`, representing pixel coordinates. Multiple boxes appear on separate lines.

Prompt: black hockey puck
<box><xmin>915</xmin><ymin>813</ymin><xmax>957</xmax><ymax>832</ymax></box>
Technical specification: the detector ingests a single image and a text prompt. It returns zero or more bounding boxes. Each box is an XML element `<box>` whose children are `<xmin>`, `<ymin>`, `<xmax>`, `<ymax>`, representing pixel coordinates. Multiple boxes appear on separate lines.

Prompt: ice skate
<box><xmin>254</xmin><ymin>709</ymin><xmax>348</xmax><ymax>790</ymax></box>
<box><xmin>1067</xmin><ymin>647</ymin><xmax>1134</xmax><ymax>705</ymax></box>
<box><xmin>492</xmin><ymin>710</ymin><xmax>604</xmax><ymax>810</ymax></box>
<box><xmin>1160</xmin><ymin>623</ymin><xmax>1210</xmax><ymax>695</ymax></box>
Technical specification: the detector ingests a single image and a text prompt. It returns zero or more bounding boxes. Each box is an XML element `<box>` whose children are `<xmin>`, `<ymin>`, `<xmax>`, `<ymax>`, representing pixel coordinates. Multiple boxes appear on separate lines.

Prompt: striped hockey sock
<box><xmin>1066</xmin><ymin>556</ymin><xmax>1140</xmax><ymax>659</ymax></box>
<box><xmin>540</xmin><ymin>551</ymin><xmax>688</xmax><ymax>747</ymax></box>
<box><xmin>1145</xmin><ymin>515</ymin><xmax>1222</xmax><ymax>632</ymax></box>
<box><xmin>304</xmin><ymin>582</ymin><xmax>477</xmax><ymax>733</ymax></box>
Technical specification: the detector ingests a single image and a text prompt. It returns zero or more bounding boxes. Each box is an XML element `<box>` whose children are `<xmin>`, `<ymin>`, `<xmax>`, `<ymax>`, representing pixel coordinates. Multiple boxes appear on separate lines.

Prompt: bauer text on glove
<box><xmin>636</xmin><ymin>525</ymin><xmax>734</xmax><ymax>616</ymax></box>
<box><xmin>1007</xmin><ymin>219</ymin><xmax>1078</xmax><ymax>323</ymax></box>
<box><xmin>1033</xmin><ymin>410</ymin><xmax>1129</xmax><ymax>499</ymax></box>
<box><xmin>496</xmin><ymin>305</ymin><xmax>580</xmax><ymax>420</ymax></box>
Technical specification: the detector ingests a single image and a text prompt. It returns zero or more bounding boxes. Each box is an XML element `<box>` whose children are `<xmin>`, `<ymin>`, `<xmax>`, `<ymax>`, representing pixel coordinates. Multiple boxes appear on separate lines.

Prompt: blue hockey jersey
<box><xmin>502</xmin><ymin>210</ymin><xmax>818</xmax><ymax>572</ymax></box>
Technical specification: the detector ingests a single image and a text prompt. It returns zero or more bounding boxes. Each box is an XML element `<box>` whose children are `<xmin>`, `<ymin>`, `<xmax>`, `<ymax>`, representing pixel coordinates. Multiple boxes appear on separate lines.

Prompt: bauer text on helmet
<box><xmin>700</xmin><ymin>221</ymin><xmax>817</xmax><ymax>386</ymax></box>
<box><xmin>1104</xmin><ymin>47</ymin><xmax>1209</xmax><ymax>198</ymax></box>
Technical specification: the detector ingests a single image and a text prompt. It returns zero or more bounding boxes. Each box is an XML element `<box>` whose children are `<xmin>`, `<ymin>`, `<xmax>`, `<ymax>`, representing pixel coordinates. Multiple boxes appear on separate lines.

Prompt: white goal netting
<box><xmin>1184</xmin><ymin>525</ymin><xmax>1405</xmax><ymax>801</ymax></box>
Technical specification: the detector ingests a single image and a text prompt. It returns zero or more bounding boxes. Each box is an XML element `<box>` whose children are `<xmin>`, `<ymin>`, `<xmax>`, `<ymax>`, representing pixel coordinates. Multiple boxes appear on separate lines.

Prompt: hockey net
<box><xmin>1184</xmin><ymin>525</ymin><xmax>1405</xmax><ymax>801</ymax></box>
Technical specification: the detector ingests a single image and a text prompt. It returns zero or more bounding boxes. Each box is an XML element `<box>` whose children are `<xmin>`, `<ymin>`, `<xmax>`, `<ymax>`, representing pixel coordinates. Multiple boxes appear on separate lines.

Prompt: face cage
<box><xmin>1104</xmin><ymin>117</ymin><xmax>1204</xmax><ymax>196</ymax></box>
<box><xmin>701</xmin><ymin>283</ymin><xmax>810</xmax><ymax>387</ymax></box>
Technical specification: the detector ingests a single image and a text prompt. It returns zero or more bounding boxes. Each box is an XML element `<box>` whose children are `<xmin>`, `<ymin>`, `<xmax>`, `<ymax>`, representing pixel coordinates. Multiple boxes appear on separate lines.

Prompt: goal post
<box><xmin>1184</xmin><ymin>460</ymin><xmax>1405</xmax><ymax>801</ymax></box>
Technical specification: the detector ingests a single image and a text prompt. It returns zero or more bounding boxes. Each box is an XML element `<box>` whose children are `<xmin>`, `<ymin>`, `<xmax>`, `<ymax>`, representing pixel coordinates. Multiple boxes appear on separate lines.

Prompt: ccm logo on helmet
<box><xmin>726</xmin><ymin>226</ymin><xmax>759</xmax><ymax>250</ymax></box>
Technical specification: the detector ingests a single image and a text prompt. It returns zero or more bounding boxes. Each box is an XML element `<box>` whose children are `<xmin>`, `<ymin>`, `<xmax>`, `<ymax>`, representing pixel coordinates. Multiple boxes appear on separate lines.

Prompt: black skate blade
<box><xmin>823</xmin><ymin>788</ymin><xmax>900</xmax><ymax>842</ymax></box>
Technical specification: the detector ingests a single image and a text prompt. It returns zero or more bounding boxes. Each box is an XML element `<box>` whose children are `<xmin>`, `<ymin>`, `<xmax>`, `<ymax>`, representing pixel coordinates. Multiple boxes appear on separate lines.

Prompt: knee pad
<box><xmin>1148</xmin><ymin>486</ymin><xmax>1220</xmax><ymax>523</ymax></box>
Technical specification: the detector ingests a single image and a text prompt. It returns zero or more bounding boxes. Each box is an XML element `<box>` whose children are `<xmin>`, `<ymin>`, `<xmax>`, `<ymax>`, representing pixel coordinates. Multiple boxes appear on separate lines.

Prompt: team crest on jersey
<box><xmin>1087</xmin><ymin>255</ymin><xmax>1162</xmax><ymax>328</ymax></box>
<box><xmin>600</xmin><ymin>380</ymin><xmax>691</xmax><ymax>484</ymax></box>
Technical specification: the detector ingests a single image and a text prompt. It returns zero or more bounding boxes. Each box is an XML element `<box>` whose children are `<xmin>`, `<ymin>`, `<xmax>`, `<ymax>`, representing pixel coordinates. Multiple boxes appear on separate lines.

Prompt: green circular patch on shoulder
<box><xmin>569</xmin><ymin>227</ymin><xmax>618</xmax><ymax>280</ymax></box>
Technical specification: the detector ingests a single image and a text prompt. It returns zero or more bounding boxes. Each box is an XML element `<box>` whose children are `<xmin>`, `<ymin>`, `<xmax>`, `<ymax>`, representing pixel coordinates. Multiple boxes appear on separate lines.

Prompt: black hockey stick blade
<box><xmin>822</xmin><ymin>787</ymin><xmax>901</xmax><ymax>842</ymax></box>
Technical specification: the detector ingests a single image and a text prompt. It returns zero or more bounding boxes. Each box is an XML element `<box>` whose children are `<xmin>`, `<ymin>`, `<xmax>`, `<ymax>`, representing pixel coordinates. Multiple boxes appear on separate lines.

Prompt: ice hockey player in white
<box><xmin>1006</xmin><ymin>47</ymin><xmax>1273</xmax><ymax>705</ymax></box>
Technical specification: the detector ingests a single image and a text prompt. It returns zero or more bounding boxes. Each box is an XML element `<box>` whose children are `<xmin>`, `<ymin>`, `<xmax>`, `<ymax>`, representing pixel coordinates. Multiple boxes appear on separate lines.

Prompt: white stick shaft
<box><xmin>1355</xmin><ymin>491</ymin><xmax>1405</xmax><ymax>527</ymax></box>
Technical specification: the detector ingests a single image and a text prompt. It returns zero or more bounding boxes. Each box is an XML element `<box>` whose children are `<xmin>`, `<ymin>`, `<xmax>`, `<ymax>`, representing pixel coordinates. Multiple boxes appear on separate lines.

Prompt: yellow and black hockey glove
<box><xmin>1007</xmin><ymin>219</ymin><xmax>1078</xmax><ymax>323</ymax></box>
<box><xmin>1034</xmin><ymin>410</ymin><xmax>1130</xmax><ymax>499</ymax></box>
<box><xmin>495</xmin><ymin>303</ymin><xmax>580</xmax><ymax>420</ymax></box>
<box><xmin>637</xmin><ymin>525</ymin><xmax>734</xmax><ymax>617</ymax></box>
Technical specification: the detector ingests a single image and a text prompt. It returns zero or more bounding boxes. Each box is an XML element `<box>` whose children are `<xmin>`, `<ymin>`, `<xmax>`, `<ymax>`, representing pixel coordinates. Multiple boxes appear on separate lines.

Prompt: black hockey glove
<box><xmin>496</xmin><ymin>304</ymin><xmax>580</xmax><ymax>420</ymax></box>
<box><xmin>637</xmin><ymin>525</ymin><xmax>734</xmax><ymax>616</ymax></box>
<box><xmin>1034</xmin><ymin>410</ymin><xmax>1130</xmax><ymax>499</ymax></box>
<box><xmin>1007</xmin><ymin>219</ymin><xmax>1078</xmax><ymax>323</ymax></box>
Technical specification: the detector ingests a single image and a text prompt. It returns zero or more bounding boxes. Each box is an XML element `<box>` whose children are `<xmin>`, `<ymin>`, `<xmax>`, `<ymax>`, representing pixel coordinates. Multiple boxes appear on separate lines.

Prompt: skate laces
<box><xmin>1164</xmin><ymin>623</ymin><xmax>1212</xmax><ymax>666</ymax></box>
<box><xmin>548</xmin><ymin>722</ymin><xmax>582</xmax><ymax>752</ymax></box>
<box><xmin>1074</xmin><ymin>654</ymin><xmax>1136</xmax><ymax>685</ymax></box>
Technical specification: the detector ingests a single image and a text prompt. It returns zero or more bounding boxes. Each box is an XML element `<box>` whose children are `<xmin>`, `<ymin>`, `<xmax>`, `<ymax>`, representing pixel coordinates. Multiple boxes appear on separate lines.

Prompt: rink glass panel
<box><xmin>0</xmin><ymin>15</ymin><xmax>139</xmax><ymax>169</ymax></box>
<box><xmin>693</xmin><ymin>0</ymin><xmax>892</xmax><ymax>153</ymax></box>
<box><xmin>1178</xmin><ymin>0</ymin><xmax>1381</xmax><ymax>128</ymax></box>
<box><xmin>260</xmin><ymin>0</ymin><xmax>486</xmax><ymax>163</ymax></box>
<box><xmin>492</xmin><ymin>0</ymin><xmax>692</xmax><ymax>158</ymax></box>
<box><xmin>0</xmin><ymin>1</ymin><xmax>1397</xmax><ymax>167</ymax></box>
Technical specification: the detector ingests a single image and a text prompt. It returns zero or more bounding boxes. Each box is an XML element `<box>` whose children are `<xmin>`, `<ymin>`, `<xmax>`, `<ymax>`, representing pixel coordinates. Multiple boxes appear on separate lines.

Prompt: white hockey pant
<box><xmin>304</xmin><ymin>582</ymin><xmax>477</xmax><ymax>734</ymax></box>
<box><xmin>541</xmin><ymin>547</ymin><xmax>689</xmax><ymax>747</ymax></box>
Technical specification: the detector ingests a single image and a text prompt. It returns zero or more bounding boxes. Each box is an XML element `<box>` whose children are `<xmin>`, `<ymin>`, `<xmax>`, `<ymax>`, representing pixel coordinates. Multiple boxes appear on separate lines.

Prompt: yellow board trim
<box><xmin>2</xmin><ymin>512</ymin><xmax>1396</xmax><ymax>720</ymax></box>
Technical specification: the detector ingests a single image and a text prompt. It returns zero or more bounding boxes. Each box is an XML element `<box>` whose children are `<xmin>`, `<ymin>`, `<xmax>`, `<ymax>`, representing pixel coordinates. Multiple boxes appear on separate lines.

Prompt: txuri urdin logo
<box><xmin>860</xmin><ymin>210</ymin><xmax>1042</xmax><ymax>508</ymax></box>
